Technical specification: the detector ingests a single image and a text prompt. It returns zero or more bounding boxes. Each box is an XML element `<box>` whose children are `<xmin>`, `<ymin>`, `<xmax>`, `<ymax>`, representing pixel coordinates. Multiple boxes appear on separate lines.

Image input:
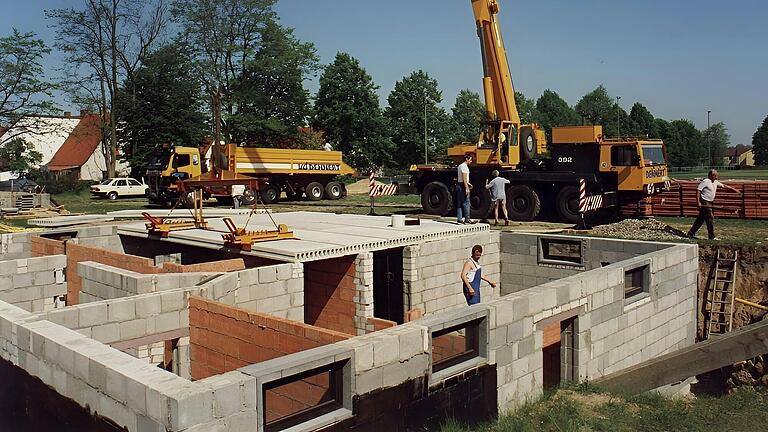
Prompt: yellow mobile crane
<box><xmin>410</xmin><ymin>0</ymin><xmax>671</xmax><ymax>223</ymax></box>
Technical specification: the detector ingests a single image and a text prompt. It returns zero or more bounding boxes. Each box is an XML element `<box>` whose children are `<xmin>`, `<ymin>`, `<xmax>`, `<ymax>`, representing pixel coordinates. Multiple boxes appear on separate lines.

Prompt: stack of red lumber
<box><xmin>622</xmin><ymin>180</ymin><xmax>768</xmax><ymax>219</ymax></box>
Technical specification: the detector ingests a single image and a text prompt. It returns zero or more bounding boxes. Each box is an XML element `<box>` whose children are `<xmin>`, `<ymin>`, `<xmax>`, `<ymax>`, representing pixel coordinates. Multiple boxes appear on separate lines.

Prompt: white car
<box><xmin>90</xmin><ymin>178</ymin><xmax>148</xmax><ymax>200</ymax></box>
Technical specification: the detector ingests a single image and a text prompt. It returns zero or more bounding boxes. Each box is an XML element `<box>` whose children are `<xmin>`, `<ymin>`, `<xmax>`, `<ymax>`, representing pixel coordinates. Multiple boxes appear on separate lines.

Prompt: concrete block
<box><xmin>136</xmin><ymin>414</ymin><xmax>165</xmax><ymax>432</ymax></box>
<box><xmin>155</xmin><ymin>311</ymin><xmax>180</xmax><ymax>333</ymax></box>
<box><xmin>160</xmin><ymin>290</ymin><xmax>185</xmax><ymax>313</ymax></box>
<box><xmin>120</xmin><ymin>319</ymin><xmax>148</xmax><ymax>341</ymax></box>
<box><xmin>12</xmin><ymin>272</ymin><xmax>33</xmax><ymax>288</ymax></box>
<box><xmin>108</xmin><ymin>300</ymin><xmax>136</xmax><ymax>322</ymax></box>
<box><xmin>398</xmin><ymin>326</ymin><xmax>426</xmax><ymax>361</ymax></box>
<box><xmin>33</xmin><ymin>271</ymin><xmax>56</xmax><ymax>286</ymax></box>
<box><xmin>135</xmin><ymin>296</ymin><xmax>161</xmax><ymax>318</ymax></box>
<box><xmin>212</xmin><ymin>380</ymin><xmax>241</xmax><ymax>418</ymax></box>
<box><xmin>92</xmin><ymin>323</ymin><xmax>120</xmax><ymax>343</ymax></box>
<box><xmin>276</xmin><ymin>264</ymin><xmax>292</xmax><ymax>281</ymax></box>
<box><xmin>168</xmin><ymin>388</ymin><xmax>215</xmax><ymax>430</ymax></box>
<box><xmin>382</xmin><ymin>354</ymin><xmax>429</xmax><ymax>388</ymax></box>
<box><xmin>355</xmin><ymin>367</ymin><xmax>383</xmax><ymax>395</ymax></box>
<box><xmin>79</xmin><ymin>303</ymin><xmax>108</xmax><ymax>328</ymax></box>
<box><xmin>258</xmin><ymin>267</ymin><xmax>278</xmax><ymax>284</ymax></box>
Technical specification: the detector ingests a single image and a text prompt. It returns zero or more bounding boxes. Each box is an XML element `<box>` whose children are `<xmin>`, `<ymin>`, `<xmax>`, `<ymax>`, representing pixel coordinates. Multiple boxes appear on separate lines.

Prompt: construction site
<box><xmin>1</xmin><ymin>0</ymin><xmax>768</xmax><ymax>431</ymax></box>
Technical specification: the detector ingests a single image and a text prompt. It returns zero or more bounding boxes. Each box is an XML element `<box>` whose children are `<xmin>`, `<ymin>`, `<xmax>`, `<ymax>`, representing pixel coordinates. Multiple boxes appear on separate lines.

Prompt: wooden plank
<box><xmin>595</xmin><ymin>319</ymin><xmax>768</xmax><ymax>394</ymax></box>
<box><xmin>542</xmin><ymin>322</ymin><xmax>561</xmax><ymax>348</ymax></box>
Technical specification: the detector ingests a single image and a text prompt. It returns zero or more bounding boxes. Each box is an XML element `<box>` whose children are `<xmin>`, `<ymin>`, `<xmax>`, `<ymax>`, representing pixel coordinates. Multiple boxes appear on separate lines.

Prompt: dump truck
<box><xmin>146</xmin><ymin>144</ymin><xmax>355</xmax><ymax>206</ymax></box>
<box><xmin>409</xmin><ymin>0</ymin><xmax>670</xmax><ymax>223</ymax></box>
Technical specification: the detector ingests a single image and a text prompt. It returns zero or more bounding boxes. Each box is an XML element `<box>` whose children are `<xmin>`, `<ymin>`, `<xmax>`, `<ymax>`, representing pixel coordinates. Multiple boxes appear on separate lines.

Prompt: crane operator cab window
<box><xmin>172</xmin><ymin>154</ymin><xmax>191</xmax><ymax>170</ymax></box>
<box><xmin>611</xmin><ymin>146</ymin><xmax>640</xmax><ymax>167</ymax></box>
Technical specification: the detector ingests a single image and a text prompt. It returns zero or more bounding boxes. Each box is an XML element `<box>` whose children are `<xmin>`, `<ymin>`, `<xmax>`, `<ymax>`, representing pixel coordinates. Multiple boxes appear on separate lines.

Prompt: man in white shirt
<box><xmin>687</xmin><ymin>169</ymin><xmax>741</xmax><ymax>240</ymax></box>
<box><xmin>456</xmin><ymin>153</ymin><xmax>473</xmax><ymax>224</ymax></box>
<box><xmin>231</xmin><ymin>184</ymin><xmax>246</xmax><ymax>209</ymax></box>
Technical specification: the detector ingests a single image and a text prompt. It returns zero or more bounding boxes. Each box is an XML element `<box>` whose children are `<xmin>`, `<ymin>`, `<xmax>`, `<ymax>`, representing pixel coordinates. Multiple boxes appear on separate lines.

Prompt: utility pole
<box><xmin>707</xmin><ymin>110</ymin><xmax>712</xmax><ymax>167</ymax></box>
<box><xmin>616</xmin><ymin>96</ymin><xmax>622</xmax><ymax>139</ymax></box>
<box><xmin>424</xmin><ymin>90</ymin><xmax>428</xmax><ymax>165</ymax></box>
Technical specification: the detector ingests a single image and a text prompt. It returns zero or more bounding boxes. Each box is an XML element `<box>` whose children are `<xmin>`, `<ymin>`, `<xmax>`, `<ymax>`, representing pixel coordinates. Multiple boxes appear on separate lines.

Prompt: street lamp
<box><xmin>707</xmin><ymin>110</ymin><xmax>712</xmax><ymax>167</ymax></box>
<box><xmin>616</xmin><ymin>96</ymin><xmax>622</xmax><ymax>139</ymax></box>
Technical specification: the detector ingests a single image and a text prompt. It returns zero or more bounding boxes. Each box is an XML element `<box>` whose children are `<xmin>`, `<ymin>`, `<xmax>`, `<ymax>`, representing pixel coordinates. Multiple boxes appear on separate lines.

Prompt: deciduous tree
<box><xmin>384</xmin><ymin>71</ymin><xmax>453</xmax><ymax>169</ymax></box>
<box><xmin>451</xmin><ymin>89</ymin><xmax>486</xmax><ymax>143</ymax></box>
<box><xmin>312</xmin><ymin>52</ymin><xmax>393</xmax><ymax>170</ymax></box>
<box><xmin>514</xmin><ymin>91</ymin><xmax>538</xmax><ymax>125</ymax></box>
<box><xmin>752</xmin><ymin>115</ymin><xmax>768</xmax><ymax>165</ymax></box>
<box><xmin>115</xmin><ymin>44</ymin><xmax>207</xmax><ymax>177</ymax></box>
<box><xmin>0</xmin><ymin>29</ymin><xmax>57</xmax><ymax>147</ymax></box>
<box><xmin>534</xmin><ymin>90</ymin><xmax>579</xmax><ymax>143</ymax></box>
<box><xmin>702</xmin><ymin>122</ymin><xmax>730</xmax><ymax>167</ymax></box>
<box><xmin>0</xmin><ymin>138</ymin><xmax>42</xmax><ymax>173</ymax></box>
<box><xmin>629</xmin><ymin>103</ymin><xmax>658</xmax><ymax>138</ymax></box>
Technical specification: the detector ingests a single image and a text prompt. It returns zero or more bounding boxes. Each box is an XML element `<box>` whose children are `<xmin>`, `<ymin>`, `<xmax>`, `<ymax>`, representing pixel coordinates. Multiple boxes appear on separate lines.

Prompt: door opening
<box><xmin>372</xmin><ymin>248</ymin><xmax>404</xmax><ymax>324</ymax></box>
<box><xmin>542</xmin><ymin>316</ymin><xmax>577</xmax><ymax>389</ymax></box>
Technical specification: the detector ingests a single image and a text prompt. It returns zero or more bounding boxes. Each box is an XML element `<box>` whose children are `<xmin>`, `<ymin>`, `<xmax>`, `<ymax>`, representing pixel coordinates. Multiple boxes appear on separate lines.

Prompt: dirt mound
<box><xmin>345</xmin><ymin>179</ymin><xmax>372</xmax><ymax>195</ymax></box>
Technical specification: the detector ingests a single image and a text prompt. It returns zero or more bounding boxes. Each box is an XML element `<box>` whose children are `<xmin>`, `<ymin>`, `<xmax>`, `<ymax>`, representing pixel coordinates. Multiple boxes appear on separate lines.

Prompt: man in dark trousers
<box><xmin>687</xmin><ymin>169</ymin><xmax>741</xmax><ymax>240</ymax></box>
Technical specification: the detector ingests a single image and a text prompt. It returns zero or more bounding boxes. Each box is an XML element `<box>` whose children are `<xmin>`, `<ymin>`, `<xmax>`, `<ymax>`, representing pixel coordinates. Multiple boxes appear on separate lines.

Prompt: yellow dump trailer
<box><xmin>146</xmin><ymin>144</ymin><xmax>356</xmax><ymax>206</ymax></box>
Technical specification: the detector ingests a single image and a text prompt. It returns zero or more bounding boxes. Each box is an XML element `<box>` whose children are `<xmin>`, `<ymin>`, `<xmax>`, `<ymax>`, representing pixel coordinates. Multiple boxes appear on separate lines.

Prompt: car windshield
<box><xmin>642</xmin><ymin>144</ymin><xmax>666</xmax><ymax>166</ymax></box>
<box><xmin>148</xmin><ymin>148</ymin><xmax>172</xmax><ymax>169</ymax></box>
<box><xmin>100</xmin><ymin>179</ymin><xmax>113</xmax><ymax>185</ymax></box>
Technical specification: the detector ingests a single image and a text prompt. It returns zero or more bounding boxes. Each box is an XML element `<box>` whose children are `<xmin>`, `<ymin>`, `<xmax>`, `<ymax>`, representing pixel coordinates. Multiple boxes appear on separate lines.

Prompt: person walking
<box><xmin>485</xmin><ymin>170</ymin><xmax>510</xmax><ymax>225</ymax></box>
<box><xmin>460</xmin><ymin>245</ymin><xmax>496</xmax><ymax>305</ymax></box>
<box><xmin>231</xmin><ymin>183</ymin><xmax>245</xmax><ymax>209</ymax></box>
<box><xmin>687</xmin><ymin>169</ymin><xmax>741</xmax><ymax>240</ymax></box>
<box><xmin>456</xmin><ymin>153</ymin><xmax>474</xmax><ymax>224</ymax></box>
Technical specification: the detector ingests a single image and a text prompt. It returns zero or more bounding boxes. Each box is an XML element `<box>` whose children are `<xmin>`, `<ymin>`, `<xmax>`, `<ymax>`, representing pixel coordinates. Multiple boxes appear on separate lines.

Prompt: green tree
<box><xmin>451</xmin><ymin>89</ymin><xmax>486</xmax><ymax>143</ymax></box>
<box><xmin>514</xmin><ymin>91</ymin><xmax>539</xmax><ymax>125</ymax></box>
<box><xmin>384</xmin><ymin>70</ymin><xmax>453</xmax><ymax>169</ymax></box>
<box><xmin>115</xmin><ymin>44</ymin><xmax>207</xmax><ymax>176</ymax></box>
<box><xmin>702</xmin><ymin>122</ymin><xmax>730</xmax><ymax>167</ymax></box>
<box><xmin>312</xmin><ymin>52</ymin><xmax>393</xmax><ymax>170</ymax></box>
<box><xmin>663</xmin><ymin>120</ymin><xmax>702</xmax><ymax>167</ymax></box>
<box><xmin>0</xmin><ymin>29</ymin><xmax>57</xmax><ymax>146</ymax></box>
<box><xmin>575</xmin><ymin>85</ymin><xmax>614</xmax><ymax>128</ymax></box>
<box><xmin>171</xmin><ymin>0</ymin><xmax>277</xmax><ymax>143</ymax></box>
<box><xmin>230</xmin><ymin>19</ymin><xmax>319</xmax><ymax>146</ymax></box>
<box><xmin>0</xmin><ymin>138</ymin><xmax>42</xmax><ymax>173</ymax></box>
<box><xmin>752</xmin><ymin>115</ymin><xmax>768</xmax><ymax>165</ymax></box>
<box><xmin>47</xmin><ymin>1</ymin><xmax>168</xmax><ymax>178</ymax></box>
<box><xmin>629</xmin><ymin>103</ymin><xmax>658</xmax><ymax>138</ymax></box>
<box><xmin>534</xmin><ymin>90</ymin><xmax>579</xmax><ymax>143</ymax></box>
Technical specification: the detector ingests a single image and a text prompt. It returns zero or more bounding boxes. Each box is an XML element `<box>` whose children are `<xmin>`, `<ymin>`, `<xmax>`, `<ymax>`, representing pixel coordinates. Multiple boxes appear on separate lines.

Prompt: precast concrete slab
<box><xmin>118</xmin><ymin>211</ymin><xmax>489</xmax><ymax>262</ymax></box>
<box><xmin>107</xmin><ymin>208</ymin><xmax>270</xmax><ymax>218</ymax></box>
<box><xmin>28</xmin><ymin>215</ymin><xmax>114</xmax><ymax>227</ymax></box>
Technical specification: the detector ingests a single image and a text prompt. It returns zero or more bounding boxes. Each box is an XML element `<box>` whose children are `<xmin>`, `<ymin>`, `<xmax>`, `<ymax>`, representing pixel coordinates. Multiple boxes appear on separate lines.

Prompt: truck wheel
<box><xmin>107</xmin><ymin>191</ymin><xmax>118</xmax><ymax>200</ymax></box>
<box><xmin>555</xmin><ymin>186</ymin><xmax>582</xmax><ymax>224</ymax></box>
<box><xmin>241</xmin><ymin>188</ymin><xmax>258</xmax><ymax>206</ymax></box>
<box><xmin>306</xmin><ymin>182</ymin><xmax>324</xmax><ymax>201</ymax></box>
<box><xmin>506</xmin><ymin>185</ymin><xmax>541</xmax><ymax>221</ymax></box>
<box><xmin>325</xmin><ymin>181</ymin><xmax>343</xmax><ymax>200</ymax></box>
<box><xmin>260</xmin><ymin>184</ymin><xmax>280</xmax><ymax>204</ymax></box>
<box><xmin>470</xmin><ymin>188</ymin><xmax>492</xmax><ymax>219</ymax></box>
<box><xmin>421</xmin><ymin>181</ymin><xmax>453</xmax><ymax>216</ymax></box>
<box><xmin>519</xmin><ymin>127</ymin><xmax>537</xmax><ymax>161</ymax></box>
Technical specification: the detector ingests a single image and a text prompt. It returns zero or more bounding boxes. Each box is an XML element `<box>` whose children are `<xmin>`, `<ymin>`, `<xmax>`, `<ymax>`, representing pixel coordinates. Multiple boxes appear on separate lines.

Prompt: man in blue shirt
<box><xmin>485</xmin><ymin>170</ymin><xmax>510</xmax><ymax>225</ymax></box>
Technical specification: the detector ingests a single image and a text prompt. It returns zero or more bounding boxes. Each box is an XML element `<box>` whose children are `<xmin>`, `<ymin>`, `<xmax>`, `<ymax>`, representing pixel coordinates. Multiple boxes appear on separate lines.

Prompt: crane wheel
<box><xmin>325</xmin><ymin>181</ymin><xmax>343</xmax><ymax>200</ymax></box>
<box><xmin>260</xmin><ymin>184</ymin><xmax>281</xmax><ymax>204</ymax></box>
<box><xmin>506</xmin><ymin>185</ymin><xmax>541</xmax><ymax>221</ymax></box>
<box><xmin>306</xmin><ymin>182</ymin><xmax>324</xmax><ymax>201</ymax></box>
<box><xmin>555</xmin><ymin>186</ymin><xmax>582</xmax><ymax>224</ymax></box>
<box><xmin>470</xmin><ymin>188</ymin><xmax>492</xmax><ymax>219</ymax></box>
<box><xmin>421</xmin><ymin>181</ymin><xmax>453</xmax><ymax>216</ymax></box>
<box><xmin>519</xmin><ymin>127</ymin><xmax>537</xmax><ymax>161</ymax></box>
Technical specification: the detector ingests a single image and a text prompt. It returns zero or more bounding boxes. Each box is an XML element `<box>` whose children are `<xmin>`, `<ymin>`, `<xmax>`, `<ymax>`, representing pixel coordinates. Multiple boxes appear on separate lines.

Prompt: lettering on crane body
<box><xmin>645</xmin><ymin>167</ymin><xmax>667</xmax><ymax>179</ymax></box>
<box><xmin>296</xmin><ymin>162</ymin><xmax>341</xmax><ymax>171</ymax></box>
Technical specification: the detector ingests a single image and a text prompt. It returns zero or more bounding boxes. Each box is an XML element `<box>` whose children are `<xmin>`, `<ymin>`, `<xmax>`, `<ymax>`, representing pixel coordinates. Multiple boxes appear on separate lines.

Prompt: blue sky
<box><xmin>3</xmin><ymin>0</ymin><xmax>766</xmax><ymax>145</ymax></box>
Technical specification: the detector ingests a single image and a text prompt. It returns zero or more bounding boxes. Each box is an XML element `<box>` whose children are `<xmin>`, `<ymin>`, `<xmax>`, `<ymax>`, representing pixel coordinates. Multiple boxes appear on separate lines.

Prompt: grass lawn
<box><xmin>670</xmin><ymin>169</ymin><xmax>768</xmax><ymax>181</ymax></box>
<box><xmin>442</xmin><ymin>384</ymin><xmax>768</xmax><ymax>432</ymax></box>
<box><xmin>657</xmin><ymin>216</ymin><xmax>768</xmax><ymax>247</ymax></box>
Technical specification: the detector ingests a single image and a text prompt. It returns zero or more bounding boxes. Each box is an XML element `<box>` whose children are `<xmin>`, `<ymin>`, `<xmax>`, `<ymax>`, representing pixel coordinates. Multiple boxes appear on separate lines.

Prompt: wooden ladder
<box><xmin>706</xmin><ymin>249</ymin><xmax>739</xmax><ymax>338</ymax></box>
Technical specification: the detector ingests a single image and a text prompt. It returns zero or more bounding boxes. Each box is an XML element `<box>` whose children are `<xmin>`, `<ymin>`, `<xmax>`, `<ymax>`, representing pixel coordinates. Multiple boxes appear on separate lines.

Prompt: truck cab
<box><xmin>146</xmin><ymin>145</ymin><xmax>203</xmax><ymax>206</ymax></box>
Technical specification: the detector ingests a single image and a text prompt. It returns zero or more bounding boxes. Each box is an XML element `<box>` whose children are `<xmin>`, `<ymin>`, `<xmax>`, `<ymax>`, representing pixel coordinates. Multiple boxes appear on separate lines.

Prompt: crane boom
<box><xmin>472</xmin><ymin>0</ymin><xmax>520</xmax><ymax>126</ymax></box>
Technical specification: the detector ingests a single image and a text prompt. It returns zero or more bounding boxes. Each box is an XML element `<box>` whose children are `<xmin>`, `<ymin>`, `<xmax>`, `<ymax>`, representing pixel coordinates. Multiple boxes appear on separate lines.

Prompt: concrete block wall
<box><xmin>354</xmin><ymin>252</ymin><xmax>375</xmax><ymax>335</ymax></box>
<box><xmin>404</xmin><ymin>231</ymin><xmax>501</xmax><ymax>317</ymax></box>
<box><xmin>0</xmin><ymin>299</ymin><xmax>257</xmax><ymax>432</ymax></box>
<box><xmin>486</xmin><ymin>241</ymin><xmax>698</xmax><ymax>411</ymax></box>
<box><xmin>0</xmin><ymin>232</ymin><xmax>32</xmax><ymax>260</ymax></box>
<box><xmin>78</xmin><ymin>261</ymin><xmax>217</xmax><ymax>303</ymax></box>
<box><xmin>0</xmin><ymin>255</ymin><xmax>66</xmax><ymax>312</ymax></box>
<box><xmin>499</xmin><ymin>233</ymin><xmax>672</xmax><ymax>294</ymax></box>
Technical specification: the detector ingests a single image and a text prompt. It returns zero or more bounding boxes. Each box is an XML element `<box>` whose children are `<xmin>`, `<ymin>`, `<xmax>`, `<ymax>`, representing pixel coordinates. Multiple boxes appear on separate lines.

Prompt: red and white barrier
<box><xmin>368</xmin><ymin>171</ymin><xmax>398</xmax><ymax>197</ymax></box>
<box><xmin>579</xmin><ymin>179</ymin><xmax>603</xmax><ymax>213</ymax></box>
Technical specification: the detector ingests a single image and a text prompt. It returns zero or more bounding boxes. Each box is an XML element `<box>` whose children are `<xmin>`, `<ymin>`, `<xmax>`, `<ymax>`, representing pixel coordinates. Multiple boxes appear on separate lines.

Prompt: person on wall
<box><xmin>486</xmin><ymin>170</ymin><xmax>511</xmax><ymax>226</ymax></box>
<box><xmin>460</xmin><ymin>245</ymin><xmax>497</xmax><ymax>305</ymax></box>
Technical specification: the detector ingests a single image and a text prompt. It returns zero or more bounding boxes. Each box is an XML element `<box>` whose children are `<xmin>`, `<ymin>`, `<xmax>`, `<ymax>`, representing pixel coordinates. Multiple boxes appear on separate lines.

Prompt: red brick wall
<box><xmin>304</xmin><ymin>256</ymin><xmax>357</xmax><ymax>336</ymax></box>
<box><xmin>30</xmin><ymin>237</ymin><xmax>65</xmax><ymax>257</ymax></box>
<box><xmin>432</xmin><ymin>333</ymin><xmax>467</xmax><ymax>365</ymax></box>
<box><xmin>188</xmin><ymin>296</ymin><xmax>350</xmax><ymax>380</ymax></box>
<box><xmin>367</xmin><ymin>317</ymin><xmax>397</xmax><ymax>333</ymax></box>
